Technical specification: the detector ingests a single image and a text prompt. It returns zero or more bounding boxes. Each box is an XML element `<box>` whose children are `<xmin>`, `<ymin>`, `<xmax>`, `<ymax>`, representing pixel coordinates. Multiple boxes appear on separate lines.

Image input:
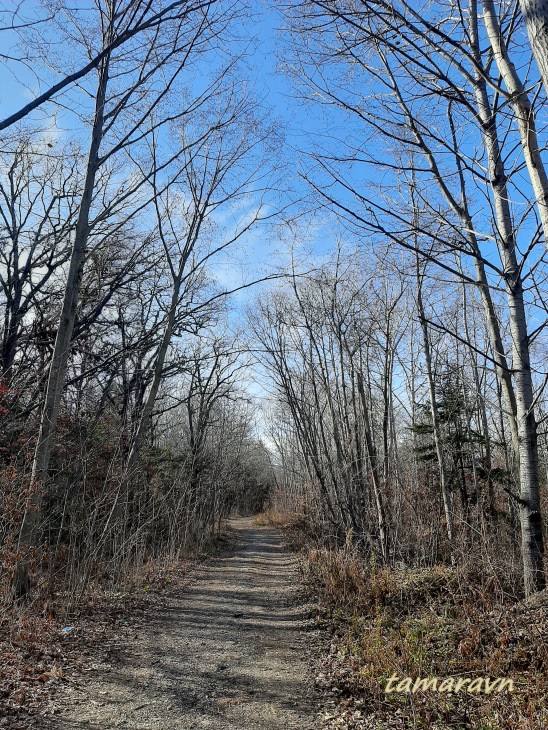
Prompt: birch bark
<box><xmin>483</xmin><ymin>0</ymin><xmax>548</xmax><ymax>247</ymax></box>
<box><xmin>472</xmin><ymin>0</ymin><xmax>545</xmax><ymax>596</ymax></box>
<box><xmin>519</xmin><ymin>0</ymin><xmax>548</xmax><ymax>95</ymax></box>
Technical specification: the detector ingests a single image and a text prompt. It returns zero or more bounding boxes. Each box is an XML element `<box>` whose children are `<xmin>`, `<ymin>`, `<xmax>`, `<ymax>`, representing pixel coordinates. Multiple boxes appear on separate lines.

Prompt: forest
<box><xmin>1</xmin><ymin>1</ymin><xmax>548</xmax><ymax>728</ymax></box>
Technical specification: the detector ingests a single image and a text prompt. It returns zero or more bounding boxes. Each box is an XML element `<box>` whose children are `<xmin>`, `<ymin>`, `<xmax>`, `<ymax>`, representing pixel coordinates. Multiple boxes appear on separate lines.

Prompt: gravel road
<box><xmin>43</xmin><ymin>518</ymin><xmax>320</xmax><ymax>730</ymax></box>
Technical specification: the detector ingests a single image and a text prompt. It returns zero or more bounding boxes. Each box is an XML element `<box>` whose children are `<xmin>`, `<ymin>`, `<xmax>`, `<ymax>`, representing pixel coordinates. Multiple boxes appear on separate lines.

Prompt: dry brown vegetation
<box><xmin>0</xmin><ymin>534</ymin><xmax>234</xmax><ymax>726</ymax></box>
<box><xmin>298</xmin><ymin>541</ymin><xmax>548</xmax><ymax>729</ymax></box>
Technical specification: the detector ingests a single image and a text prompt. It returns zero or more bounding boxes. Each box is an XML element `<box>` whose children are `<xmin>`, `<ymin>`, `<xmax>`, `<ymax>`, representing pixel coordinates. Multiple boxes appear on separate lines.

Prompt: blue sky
<box><xmin>0</xmin><ymin>0</ymin><xmax>330</xmax><ymax>266</ymax></box>
<box><xmin>3</xmin><ymin>1</ymin><xmax>548</xmax><ymax>432</ymax></box>
<box><xmin>0</xmin><ymin>0</ymin><xmax>334</xmax><ymax>435</ymax></box>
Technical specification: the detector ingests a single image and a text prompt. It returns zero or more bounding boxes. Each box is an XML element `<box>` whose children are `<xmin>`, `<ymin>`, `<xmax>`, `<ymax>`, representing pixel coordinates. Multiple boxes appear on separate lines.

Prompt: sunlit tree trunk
<box><xmin>520</xmin><ymin>0</ymin><xmax>548</xmax><ymax>95</ymax></box>
<box><xmin>483</xmin><ymin>0</ymin><xmax>548</xmax><ymax>246</ymax></box>
<box><xmin>472</xmin><ymin>0</ymin><xmax>545</xmax><ymax>596</ymax></box>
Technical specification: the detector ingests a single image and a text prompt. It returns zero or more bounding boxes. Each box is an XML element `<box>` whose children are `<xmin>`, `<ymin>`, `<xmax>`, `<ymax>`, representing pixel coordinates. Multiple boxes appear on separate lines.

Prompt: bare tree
<box><xmin>285</xmin><ymin>0</ymin><xmax>547</xmax><ymax>594</ymax></box>
<box><xmin>0</xmin><ymin>135</ymin><xmax>79</xmax><ymax>377</ymax></box>
<box><xmin>14</xmin><ymin>0</ymin><xmax>251</xmax><ymax>598</ymax></box>
<box><xmin>0</xmin><ymin>0</ymin><xmax>218</xmax><ymax>131</ymax></box>
<box><xmin>124</xmin><ymin>89</ymin><xmax>275</xmax><ymax>478</ymax></box>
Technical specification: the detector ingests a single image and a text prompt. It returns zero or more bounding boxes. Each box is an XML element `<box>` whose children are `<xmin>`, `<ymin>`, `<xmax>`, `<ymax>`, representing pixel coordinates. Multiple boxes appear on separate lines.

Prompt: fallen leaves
<box><xmin>0</xmin><ymin>560</ymin><xmax>193</xmax><ymax>725</ymax></box>
<box><xmin>302</xmin><ymin>551</ymin><xmax>548</xmax><ymax>730</ymax></box>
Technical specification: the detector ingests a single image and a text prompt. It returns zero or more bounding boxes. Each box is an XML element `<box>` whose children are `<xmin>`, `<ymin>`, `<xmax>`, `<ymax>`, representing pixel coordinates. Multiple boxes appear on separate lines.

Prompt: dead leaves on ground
<box><xmin>303</xmin><ymin>554</ymin><xmax>548</xmax><ymax>730</ymax></box>
<box><xmin>0</xmin><ymin>561</ymin><xmax>192</xmax><ymax>725</ymax></box>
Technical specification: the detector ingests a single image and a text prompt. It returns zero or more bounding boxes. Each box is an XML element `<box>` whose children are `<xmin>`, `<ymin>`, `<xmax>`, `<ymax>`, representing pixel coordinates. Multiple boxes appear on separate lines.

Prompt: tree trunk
<box><xmin>483</xmin><ymin>0</ymin><xmax>548</xmax><ymax>246</ymax></box>
<box><xmin>356</xmin><ymin>368</ymin><xmax>389</xmax><ymax>562</ymax></box>
<box><xmin>472</xmin><ymin>0</ymin><xmax>545</xmax><ymax>596</ymax></box>
<box><xmin>13</xmin><ymin>54</ymin><xmax>110</xmax><ymax>600</ymax></box>
<box><xmin>520</xmin><ymin>0</ymin><xmax>548</xmax><ymax>95</ymax></box>
<box><xmin>414</xmin><ymin>247</ymin><xmax>454</xmax><ymax>548</ymax></box>
<box><xmin>124</xmin><ymin>280</ymin><xmax>181</xmax><ymax>476</ymax></box>
<box><xmin>387</xmin><ymin>55</ymin><xmax>521</xmax><ymax>472</ymax></box>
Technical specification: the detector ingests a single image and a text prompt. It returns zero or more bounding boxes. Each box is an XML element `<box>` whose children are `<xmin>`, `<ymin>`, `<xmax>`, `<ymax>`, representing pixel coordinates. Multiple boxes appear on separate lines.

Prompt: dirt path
<box><xmin>43</xmin><ymin>518</ymin><xmax>321</xmax><ymax>729</ymax></box>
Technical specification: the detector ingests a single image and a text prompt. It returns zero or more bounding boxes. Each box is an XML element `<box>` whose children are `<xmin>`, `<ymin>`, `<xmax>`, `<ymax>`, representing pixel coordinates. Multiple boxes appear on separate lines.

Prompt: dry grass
<box><xmin>302</xmin><ymin>547</ymin><xmax>548</xmax><ymax>729</ymax></box>
<box><xmin>253</xmin><ymin>510</ymin><xmax>313</xmax><ymax>550</ymax></box>
<box><xmin>253</xmin><ymin>510</ymin><xmax>305</xmax><ymax>527</ymax></box>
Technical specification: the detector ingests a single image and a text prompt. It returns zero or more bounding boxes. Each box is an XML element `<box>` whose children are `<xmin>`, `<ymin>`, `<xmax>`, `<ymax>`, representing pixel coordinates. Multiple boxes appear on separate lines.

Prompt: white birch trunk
<box><xmin>519</xmin><ymin>0</ymin><xmax>548</xmax><ymax>95</ymax></box>
<box><xmin>483</xmin><ymin>0</ymin><xmax>548</xmax><ymax>246</ymax></box>
<box><xmin>472</xmin><ymin>0</ymin><xmax>545</xmax><ymax>596</ymax></box>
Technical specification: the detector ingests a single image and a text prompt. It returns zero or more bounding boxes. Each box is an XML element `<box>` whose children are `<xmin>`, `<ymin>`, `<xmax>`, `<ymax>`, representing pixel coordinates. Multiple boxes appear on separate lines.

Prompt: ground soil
<box><xmin>39</xmin><ymin>518</ymin><xmax>322</xmax><ymax>730</ymax></box>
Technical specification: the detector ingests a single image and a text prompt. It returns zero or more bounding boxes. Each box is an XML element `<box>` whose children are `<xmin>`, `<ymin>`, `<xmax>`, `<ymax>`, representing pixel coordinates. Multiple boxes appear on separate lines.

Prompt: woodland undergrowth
<box><xmin>0</xmin><ymin>530</ymin><xmax>230</xmax><ymax>725</ymax></box>
<box><xmin>257</xmin><ymin>511</ymin><xmax>548</xmax><ymax>730</ymax></box>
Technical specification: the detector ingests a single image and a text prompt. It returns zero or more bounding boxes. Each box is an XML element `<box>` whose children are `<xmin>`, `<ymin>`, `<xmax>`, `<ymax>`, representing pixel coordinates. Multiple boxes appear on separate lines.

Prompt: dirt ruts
<box><xmin>42</xmin><ymin>518</ymin><xmax>321</xmax><ymax>729</ymax></box>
